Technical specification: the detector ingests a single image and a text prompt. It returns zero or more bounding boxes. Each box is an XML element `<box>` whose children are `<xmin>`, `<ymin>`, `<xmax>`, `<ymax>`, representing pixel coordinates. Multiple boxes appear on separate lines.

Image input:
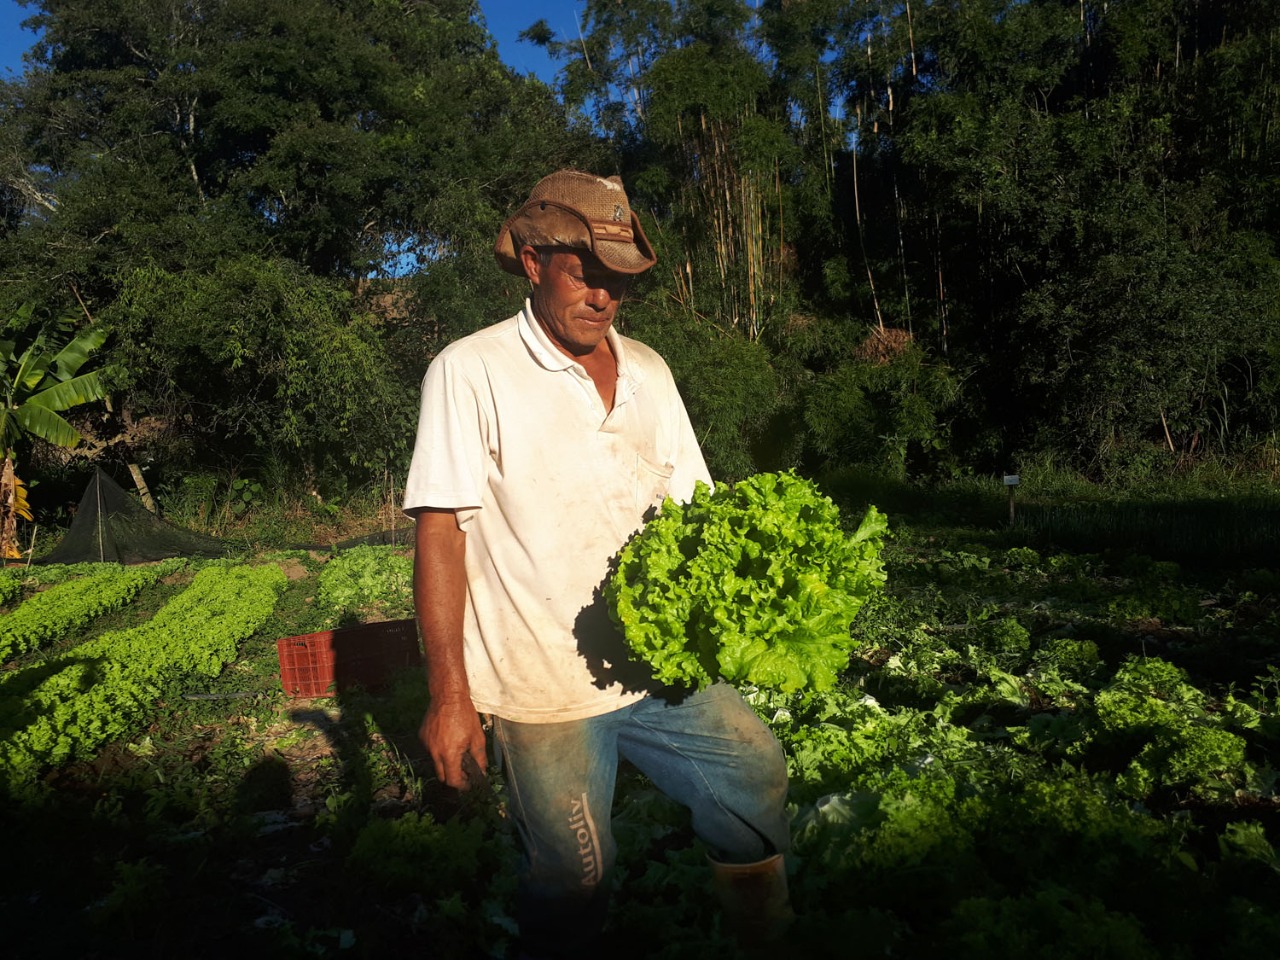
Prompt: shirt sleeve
<box><xmin>401</xmin><ymin>348</ymin><xmax>490</xmax><ymax>519</ymax></box>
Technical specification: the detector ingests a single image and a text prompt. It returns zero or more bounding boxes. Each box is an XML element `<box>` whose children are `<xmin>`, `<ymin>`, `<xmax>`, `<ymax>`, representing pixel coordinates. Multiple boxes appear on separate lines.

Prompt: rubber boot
<box><xmin>709</xmin><ymin>853</ymin><xmax>795</xmax><ymax>946</ymax></box>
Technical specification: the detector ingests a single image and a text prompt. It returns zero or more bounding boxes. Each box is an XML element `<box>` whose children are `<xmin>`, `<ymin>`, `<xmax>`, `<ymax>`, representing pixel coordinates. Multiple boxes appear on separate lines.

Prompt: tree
<box><xmin>106</xmin><ymin>257</ymin><xmax>414</xmax><ymax>480</ymax></box>
<box><xmin>0</xmin><ymin>0</ymin><xmax>592</xmax><ymax>483</ymax></box>
<box><xmin>5</xmin><ymin>0</ymin><xmax>1277</xmax><ymax>484</ymax></box>
<box><xmin>819</xmin><ymin>0</ymin><xmax>1280</xmax><ymax>470</ymax></box>
<box><xmin>0</xmin><ymin>304</ymin><xmax>108</xmax><ymax>556</ymax></box>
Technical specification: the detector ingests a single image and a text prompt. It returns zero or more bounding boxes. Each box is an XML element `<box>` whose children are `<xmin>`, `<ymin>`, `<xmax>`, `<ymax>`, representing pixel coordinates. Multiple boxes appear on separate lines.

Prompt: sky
<box><xmin>480</xmin><ymin>0</ymin><xmax>582</xmax><ymax>81</ymax></box>
<box><xmin>1</xmin><ymin>0</ymin><xmax>36</xmax><ymax>78</ymax></box>
<box><xmin>0</xmin><ymin>0</ymin><xmax>582</xmax><ymax>82</ymax></box>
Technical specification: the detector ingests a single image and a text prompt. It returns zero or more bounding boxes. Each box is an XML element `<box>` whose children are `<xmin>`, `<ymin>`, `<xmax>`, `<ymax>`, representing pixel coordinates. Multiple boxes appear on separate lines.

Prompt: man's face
<box><xmin>521</xmin><ymin>246</ymin><xmax>629</xmax><ymax>358</ymax></box>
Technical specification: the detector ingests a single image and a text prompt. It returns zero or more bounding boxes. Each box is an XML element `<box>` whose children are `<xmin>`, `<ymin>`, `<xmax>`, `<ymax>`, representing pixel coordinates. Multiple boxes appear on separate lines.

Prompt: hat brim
<box><xmin>494</xmin><ymin>203</ymin><xmax>657</xmax><ymax>277</ymax></box>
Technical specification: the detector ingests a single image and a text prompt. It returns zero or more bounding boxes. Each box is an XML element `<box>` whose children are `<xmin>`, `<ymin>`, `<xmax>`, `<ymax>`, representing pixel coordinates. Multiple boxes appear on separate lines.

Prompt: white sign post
<box><xmin>1003</xmin><ymin>474</ymin><xmax>1020</xmax><ymax>525</ymax></box>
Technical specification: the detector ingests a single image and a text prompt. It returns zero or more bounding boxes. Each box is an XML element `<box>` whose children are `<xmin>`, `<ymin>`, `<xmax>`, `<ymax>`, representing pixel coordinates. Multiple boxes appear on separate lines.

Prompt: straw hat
<box><xmin>494</xmin><ymin>170</ymin><xmax>657</xmax><ymax>277</ymax></box>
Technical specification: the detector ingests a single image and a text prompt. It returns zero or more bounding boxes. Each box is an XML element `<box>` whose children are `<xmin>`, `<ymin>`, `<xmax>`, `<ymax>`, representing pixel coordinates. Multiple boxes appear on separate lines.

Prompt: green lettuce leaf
<box><xmin>606</xmin><ymin>471</ymin><xmax>888</xmax><ymax>693</ymax></box>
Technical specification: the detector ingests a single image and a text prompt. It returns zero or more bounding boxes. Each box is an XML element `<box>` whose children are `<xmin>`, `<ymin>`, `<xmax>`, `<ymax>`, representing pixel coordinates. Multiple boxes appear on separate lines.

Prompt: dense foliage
<box><xmin>0</xmin><ymin>1</ymin><xmax>1276</xmax><ymax>501</ymax></box>
<box><xmin>0</xmin><ymin>0</ymin><xmax>594</xmax><ymax>485</ymax></box>
<box><xmin>543</xmin><ymin>0</ymin><xmax>1280</xmax><ymax>478</ymax></box>
<box><xmin>608</xmin><ymin>471</ymin><xmax>887</xmax><ymax>691</ymax></box>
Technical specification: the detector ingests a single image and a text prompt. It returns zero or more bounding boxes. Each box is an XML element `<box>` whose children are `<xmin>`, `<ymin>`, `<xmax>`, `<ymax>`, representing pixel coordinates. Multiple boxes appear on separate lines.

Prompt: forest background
<box><xmin>1</xmin><ymin>0</ymin><xmax>1278</xmax><ymax>540</ymax></box>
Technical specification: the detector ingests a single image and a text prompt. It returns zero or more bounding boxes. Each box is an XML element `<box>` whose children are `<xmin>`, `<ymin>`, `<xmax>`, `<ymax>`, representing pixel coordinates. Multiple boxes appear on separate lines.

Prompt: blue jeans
<box><xmin>492</xmin><ymin>683</ymin><xmax>790</xmax><ymax>959</ymax></box>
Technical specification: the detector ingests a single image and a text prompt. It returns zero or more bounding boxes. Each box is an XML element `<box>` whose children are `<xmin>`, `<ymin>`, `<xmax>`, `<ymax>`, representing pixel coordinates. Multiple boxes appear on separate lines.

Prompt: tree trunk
<box><xmin>0</xmin><ymin>458</ymin><xmax>18</xmax><ymax>559</ymax></box>
<box><xmin>128</xmin><ymin>462</ymin><xmax>157</xmax><ymax>514</ymax></box>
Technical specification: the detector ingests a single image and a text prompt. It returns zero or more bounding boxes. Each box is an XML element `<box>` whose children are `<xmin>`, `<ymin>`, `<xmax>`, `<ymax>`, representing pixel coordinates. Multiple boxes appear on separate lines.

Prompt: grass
<box><xmin>820</xmin><ymin>462</ymin><xmax>1280</xmax><ymax>568</ymax></box>
<box><xmin>1013</xmin><ymin>498</ymin><xmax>1280</xmax><ymax>566</ymax></box>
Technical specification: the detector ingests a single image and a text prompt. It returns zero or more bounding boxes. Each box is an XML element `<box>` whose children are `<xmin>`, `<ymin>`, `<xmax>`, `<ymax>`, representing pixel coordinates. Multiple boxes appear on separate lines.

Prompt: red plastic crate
<box><xmin>277</xmin><ymin>618</ymin><xmax>423</xmax><ymax>698</ymax></box>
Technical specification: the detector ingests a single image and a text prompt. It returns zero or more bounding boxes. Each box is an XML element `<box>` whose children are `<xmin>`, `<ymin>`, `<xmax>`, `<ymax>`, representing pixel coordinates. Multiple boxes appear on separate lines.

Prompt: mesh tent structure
<box><xmin>35</xmin><ymin>467</ymin><xmax>235</xmax><ymax>565</ymax></box>
<box><xmin>294</xmin><ymin>527</ymin><xmax>411</xmax><ymax>552</ymax></box>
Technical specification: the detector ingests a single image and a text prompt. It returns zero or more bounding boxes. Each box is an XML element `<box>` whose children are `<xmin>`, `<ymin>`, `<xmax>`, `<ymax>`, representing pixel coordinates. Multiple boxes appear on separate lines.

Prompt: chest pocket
<box><xmin>636</xmin><ymin>455</ymin><xmax>675</xmax><ymax>515</ymax></box>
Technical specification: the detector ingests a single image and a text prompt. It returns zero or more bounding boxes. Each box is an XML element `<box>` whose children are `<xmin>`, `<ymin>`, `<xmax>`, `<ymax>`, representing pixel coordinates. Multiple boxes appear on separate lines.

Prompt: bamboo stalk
<box><xmin>936</xmin><ymin>210</ymin><xmax>949</xmax><ymax>355</ymax></box>
<box><xmin>816</xmin><ymin>56</ymin><xmax>831</xmax><ymax>197</ymax></box>
<box><xmin>576</xmin><ymin>10</ymin><xmax>593</xmax><ymax>74</ymax></box>
<box><xmin>851</xmin><ymin>111</ymin><xmax>885</xmax><ymax>330</ymax></box>
<box><xmin>906</xmin><ymin>1</ymin><xmax>917</xmax><ymax>78</ymax></box>
<box><xmin>128</xmin><ymin>463</ymin><xmax>157</xmax><ymax>514</ymax></box>
<box><xmin>776</xmin><ymin>158</ymin><xmax>784</xmax><ymax>300</ymax></box>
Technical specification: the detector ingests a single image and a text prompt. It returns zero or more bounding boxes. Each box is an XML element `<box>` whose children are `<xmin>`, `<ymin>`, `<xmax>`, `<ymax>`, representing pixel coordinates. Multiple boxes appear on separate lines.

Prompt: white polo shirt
<box><xmin>403</xmin><ymin>302</ymin><xmax>712</xmax><ymax>722</ymax></box>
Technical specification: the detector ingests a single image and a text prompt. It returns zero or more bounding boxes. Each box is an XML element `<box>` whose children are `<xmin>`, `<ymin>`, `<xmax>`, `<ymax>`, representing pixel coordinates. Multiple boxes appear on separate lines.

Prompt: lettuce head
<box><xmin>606</xmin><ymin>471</ymin><xmax>887</xmax><ymax>693</ymax></box>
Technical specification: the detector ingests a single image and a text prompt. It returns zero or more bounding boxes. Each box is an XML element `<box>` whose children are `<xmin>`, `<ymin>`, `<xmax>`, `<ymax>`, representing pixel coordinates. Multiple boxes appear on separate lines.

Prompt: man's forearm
<box><xmin>413</xmin><ymin>508</ymin><xmax>487</xmax><ymax>789</ymax></box>
<box><xmin>413</xmin><ymin>508</ymin><xmax>470</xmax><ymax>704</ymax></box>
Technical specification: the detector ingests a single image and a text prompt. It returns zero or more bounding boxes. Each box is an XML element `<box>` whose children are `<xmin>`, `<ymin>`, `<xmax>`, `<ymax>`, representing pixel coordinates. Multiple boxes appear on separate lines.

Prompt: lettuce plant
<box><xmin>607</xmin><ymin>471</ymin><xmax>887</xmax><ymax>693</ymax></box>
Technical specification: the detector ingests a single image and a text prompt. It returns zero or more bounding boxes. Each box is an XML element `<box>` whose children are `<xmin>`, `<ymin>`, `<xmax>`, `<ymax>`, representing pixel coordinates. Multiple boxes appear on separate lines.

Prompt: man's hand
<box><xmin>420</xmin><ymin>696</ymin><xmax>488</xmax><ymax>790</ymax></box>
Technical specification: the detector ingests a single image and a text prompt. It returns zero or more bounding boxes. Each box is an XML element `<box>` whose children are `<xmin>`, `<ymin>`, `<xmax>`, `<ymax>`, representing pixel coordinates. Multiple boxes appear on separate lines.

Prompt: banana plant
<box><xmin>0</xmin><ymin>305</ymin><xmax>110</xmax><ymax>558</ymax></box>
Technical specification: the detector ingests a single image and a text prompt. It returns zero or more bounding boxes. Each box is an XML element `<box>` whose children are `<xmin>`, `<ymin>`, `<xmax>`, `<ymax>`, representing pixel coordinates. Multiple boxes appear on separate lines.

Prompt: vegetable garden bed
<box><xmin>0</xmin><ymin>512</ymin><xmax>1276</xmax><ymax>958</ymax></box>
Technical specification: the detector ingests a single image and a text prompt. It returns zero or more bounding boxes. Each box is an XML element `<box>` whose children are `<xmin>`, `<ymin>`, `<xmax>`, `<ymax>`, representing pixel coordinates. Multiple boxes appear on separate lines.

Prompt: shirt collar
<box><xmin>517</xmin><ymin>299</ymin><xmax>643</xmax><ymax>387</ymax></box>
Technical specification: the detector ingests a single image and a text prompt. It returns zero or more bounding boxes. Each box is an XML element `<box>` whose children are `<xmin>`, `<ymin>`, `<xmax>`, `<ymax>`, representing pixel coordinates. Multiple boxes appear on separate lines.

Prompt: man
<box><xmin>403</xmin><ymin>170</ymin><xmax>791</xmax><ymax>958</ymax></box>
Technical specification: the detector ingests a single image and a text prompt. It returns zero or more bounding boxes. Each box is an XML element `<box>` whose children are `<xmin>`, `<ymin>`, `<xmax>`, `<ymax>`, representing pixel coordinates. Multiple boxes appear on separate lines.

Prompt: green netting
<box><xmin>294</xmin><ymin>527</ymin><xmax>412</xmax><ymax>552</ymax></box>
<box><xmin>35</xmin><ymin>468</ymin><xmax>236</xmax><ymax>565</ymax></box>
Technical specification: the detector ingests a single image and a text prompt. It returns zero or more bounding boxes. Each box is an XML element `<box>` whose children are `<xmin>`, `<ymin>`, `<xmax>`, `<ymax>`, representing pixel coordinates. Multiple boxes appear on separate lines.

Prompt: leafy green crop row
<box><xmin>317</xmin><ymin>545</ymin><xmax>413</xmax><ymax>623</ymax></box>
<box><xmin>0</xmin><ymin>559</ymin><xmax>185</xmax><ymax>663</ymax></box>
<box><xmin>10</xmin><ymin>561</ymin><xmax>136</xmax><ymax>588</ymax></box>
<box><xmin>0</xmin><ymin>563</ymin><xmax>286</xmax><ymax>795</ymax></box>
<box><xmin>0</xmin><ymin>572</ymin><xmax>20</xmax><ymax>606</ymax></box>
<box><xmin>0</xmin><ymin>561</ymin><xmax>164</xmax><ymax>609</ymax></box>
<box><xmin>713</xmin><ymin>529</ymin><xmax>1280</xmax><ymax>956</ymax></box>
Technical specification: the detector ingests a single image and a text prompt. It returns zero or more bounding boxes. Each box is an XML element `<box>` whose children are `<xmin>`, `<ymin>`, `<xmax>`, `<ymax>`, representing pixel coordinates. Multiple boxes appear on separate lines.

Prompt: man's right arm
<box><xmin>414</xmin><ymin>507</ymin><xmax>487</xmax><ymax>790</ymax></box>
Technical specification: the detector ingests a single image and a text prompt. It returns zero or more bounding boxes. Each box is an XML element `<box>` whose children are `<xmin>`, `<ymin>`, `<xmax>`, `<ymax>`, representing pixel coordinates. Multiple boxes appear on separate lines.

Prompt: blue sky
<box><xmin>1</xmin><ymin>0</ymin><xmax>36</xmax><ymax>78</ymax></box>
<box><xmin>0</xmin><ymin>0</ymin><xmax>580</xmax><ymax>82</ymax></box>
<box><xmin>482</xmin><ymin>0</ymin><xmax>581</xmax><ymax>81</ymax></box>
